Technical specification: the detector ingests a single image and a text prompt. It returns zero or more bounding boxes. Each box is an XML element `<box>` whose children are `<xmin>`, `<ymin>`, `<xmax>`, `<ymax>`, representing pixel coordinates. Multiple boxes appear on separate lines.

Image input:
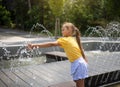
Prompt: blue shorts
<box><xmin>71</xmin><ymin>57</ymin><xmax>88</xmax><ymax>81</ymax></box>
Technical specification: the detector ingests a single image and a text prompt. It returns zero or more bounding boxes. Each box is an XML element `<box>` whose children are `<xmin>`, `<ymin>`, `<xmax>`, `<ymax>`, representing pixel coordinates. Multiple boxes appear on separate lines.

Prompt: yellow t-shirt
<box><xmin>57</xmin><ymin>36</ymin><xmax>82</xmax><ymax>62</ymax></box>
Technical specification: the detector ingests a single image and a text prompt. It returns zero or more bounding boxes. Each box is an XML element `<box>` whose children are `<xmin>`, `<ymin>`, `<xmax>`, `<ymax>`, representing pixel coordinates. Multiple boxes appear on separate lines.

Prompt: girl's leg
<box><xmin>74</xmin><ymin>79</ymin><xmax>85</xmax><ymax>87</ymax></box>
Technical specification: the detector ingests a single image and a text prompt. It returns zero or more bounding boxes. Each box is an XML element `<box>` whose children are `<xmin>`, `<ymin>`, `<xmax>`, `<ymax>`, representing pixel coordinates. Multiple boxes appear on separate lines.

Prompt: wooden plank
<box><xmin>22</xmin><ymin>62</ymin><xmax>71</xmax><ymax>86</ymax></box>
<box><xmin>41</xmin><ymin>61</ymin><xmax>71</xmax><ymax>79</ymax></box>
<box><xmin>0</xmin><ymin>70</ymin><xmax>18</xmax><ymax>87</ymax></box>
<box><xmin>11</xmin><ymin>68</ymin><xmax>42</xmax><ymax>87</ymax></box>
<box><xmin>33</xmin><ymin>64</ymin><xmax>69</xmax><ymax>85</ymax></box>
<box><xmin>19</xmin><ymin>67</ymin><xmax>48</xmax><ymax>87</ymax></box>
<box><xmin>20</xmin><ymin>61</ymin><xmax>71</xmax><ymax>86</ymax></box>
<box><xmin>26</xmin><ymin>67</ymin><xmax>56</xmax><ymax>85</ymax></box>
<box><xmin>42</xmin><ymin>61</ymin><xmax>72</xmax><ymax>85</ymax></box>
<box><xmin>0</xmin><ymin>79</ymin><xmax>7</xmax><ymax>87</ymax></box>
<box><xmin>46</xmin><ymin>61</ymin><xmax>69</xmax><ymax>73</ymax></box>
<box><xmin>2</xmin><ymin>69</ymin><xmax>30</xmax><ymax>87</ymax></box>
<box><xmin>44</xmin><ymin>51</ymin><xmax>67</xmax><ymax>62</ymax></box>
<box><xmin>44</xmin><ymin>51</ymin><xmax>67</xmax><ymax>58</ymax></box>
<box><xmin>48</xmin><ymin>81</ymin><xmax>76</xmax><ymax>87</ymax></box>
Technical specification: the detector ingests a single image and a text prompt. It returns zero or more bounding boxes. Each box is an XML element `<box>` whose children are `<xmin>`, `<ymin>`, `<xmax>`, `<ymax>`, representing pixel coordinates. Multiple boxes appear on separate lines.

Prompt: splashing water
<box><xmin>29</xmin><ymin>23</ymin><xmax>53</xmax><ymax>38</ymax></box>
<box><xmin>0</xmin><ymin>23</ymin><xmax>59</xmax><ymax>70</ymax></box>
<box><xmin>84</xmin><ymin>21</ymin><xmax>120</xmax><ymax>40</ymax></box>
<box><xmin>84</xmin><ymin>22</ymin><xmax>120</xmax><ymax>86</ymax></box>
<box><xmin>4</xmin><ymin>23</ymin><xmax>61</xmax><ymax>86</ymax></box>
<box><xmin>84</xmin><ymin>21</ymin><xmax>120</xmax><ymax>51</ymax></box>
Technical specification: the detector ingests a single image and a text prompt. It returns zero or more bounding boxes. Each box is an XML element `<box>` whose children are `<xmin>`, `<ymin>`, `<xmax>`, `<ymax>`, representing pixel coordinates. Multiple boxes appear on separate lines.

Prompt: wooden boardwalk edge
<box><xmin>48</xmin><ymin>81</ymin><xmax>76</xmax><ymax>87</ymax></box>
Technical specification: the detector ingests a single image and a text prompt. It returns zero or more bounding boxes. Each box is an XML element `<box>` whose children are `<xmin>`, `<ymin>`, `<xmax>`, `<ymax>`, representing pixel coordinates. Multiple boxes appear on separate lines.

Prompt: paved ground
<box><xmin>0</xmin><ymin>28</ymin><xmax>28</xmax><ymax>40</ymax></box>
<box><xmin>0</xmin><ymin>28</ymin><xmax>40</xmax><ymax>42</ymax></box>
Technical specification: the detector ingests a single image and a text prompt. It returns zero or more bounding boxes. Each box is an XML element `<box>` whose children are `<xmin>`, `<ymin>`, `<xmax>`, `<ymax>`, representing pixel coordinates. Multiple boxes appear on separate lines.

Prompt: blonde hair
<box><xmin>62</xmin><ymin>22</ymin><xmax>86</xmax><ymax>60</ymax></box>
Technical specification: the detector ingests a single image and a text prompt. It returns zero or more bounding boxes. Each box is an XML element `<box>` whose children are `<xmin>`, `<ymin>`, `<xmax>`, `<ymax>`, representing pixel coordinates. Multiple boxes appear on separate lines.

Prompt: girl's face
<box><xmin>61</xmin><ymin>25</ymin><xmax>72</xmax><ymax>37</ymax></box>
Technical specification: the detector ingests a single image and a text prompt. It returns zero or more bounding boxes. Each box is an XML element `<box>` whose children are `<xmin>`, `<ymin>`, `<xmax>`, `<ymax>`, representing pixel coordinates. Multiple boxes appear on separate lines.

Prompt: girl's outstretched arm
<box><xmin>28</xmin><ymin>41</ymin><xmax>60</xmax><ymax>49</ymax></box>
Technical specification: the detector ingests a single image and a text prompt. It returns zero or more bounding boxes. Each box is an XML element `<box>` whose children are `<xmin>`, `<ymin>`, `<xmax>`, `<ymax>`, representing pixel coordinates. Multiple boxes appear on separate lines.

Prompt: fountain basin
<box><xmin>0</xmin><ymin>39</ymin><xmax>120</xmax><ymax>59</ymax></box>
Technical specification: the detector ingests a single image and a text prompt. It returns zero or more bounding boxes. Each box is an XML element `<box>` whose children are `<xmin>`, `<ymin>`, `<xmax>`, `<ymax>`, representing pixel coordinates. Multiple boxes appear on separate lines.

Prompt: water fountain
<box><xmin>83</xmin><ymin>21</ymin><xmax>120</xmax><ymax>52</ymax></box>
<box><xmin>0</xmin><ymin>22</ymin><xmax>63</xmax><ymax>69</ymax></box>
<box><xmin>83</xmin><ymin>21</ymin><xmax>120</xmax><ymax>87</ymax></box>
<box><xmin>0</xmin><ymin>22</ymin><xmax>120</xmax><ymax>87</ymax></box>
<box><xmin>29</xmin><ymin>23</ymin><xmax>53</xmax><ymax>38</ymax></box>
<box><xmin>0</xmin><ymin>23</ymin><xmax>58</xmax><ymax>87</ymax></box>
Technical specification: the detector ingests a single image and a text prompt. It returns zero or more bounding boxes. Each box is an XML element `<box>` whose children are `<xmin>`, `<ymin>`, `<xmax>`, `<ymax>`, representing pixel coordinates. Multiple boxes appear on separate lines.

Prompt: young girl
<box><xmin>28</xmin><ymin>22</ymin><xmax>88</xmax><ymax>87</ymax></box>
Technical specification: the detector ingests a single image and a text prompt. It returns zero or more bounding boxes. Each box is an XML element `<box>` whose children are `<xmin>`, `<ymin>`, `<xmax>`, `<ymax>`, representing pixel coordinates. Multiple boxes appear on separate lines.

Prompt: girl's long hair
<box><xmin>74</xmin><ymin>27</ymin><xmax>86</xmax><ymax>59</ymax></box>
<box><xmin>63</xmin><ymin>22</ymin><xmax>87</xmax><ymax>61</ymax></box>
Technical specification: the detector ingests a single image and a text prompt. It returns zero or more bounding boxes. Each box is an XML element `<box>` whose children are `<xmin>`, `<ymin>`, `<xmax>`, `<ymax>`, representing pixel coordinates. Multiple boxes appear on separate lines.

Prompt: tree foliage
<box><xmin>48</xmin><ymin>0</ymin><xmax>64</xmax><ymax>17</ymax></box>
<box><xmin>1</xmin><ymin>0</ymin><xmax>120</xmax><ymax>34</ymax></box>
<box><xmin>0</xmin><ymin>5</ymin><xmax>11</xmax><ymax>26</ymax></box>
<box><xmin>63</xmin><ymin>0</ymin><xmax>93</xmax><ymax>33</ymax></box>
<box><xmin>104</xmin><ymin>0</ymin><xmax>120</xmax><ymax>21</ymax></box>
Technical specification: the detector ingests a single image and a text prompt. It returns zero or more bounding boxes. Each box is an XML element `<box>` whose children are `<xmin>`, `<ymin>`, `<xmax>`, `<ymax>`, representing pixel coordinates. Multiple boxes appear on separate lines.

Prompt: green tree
<box><xmin>104</xmin><ymin>0</ymin><xmax>120</xmax><ymax>21</ymax></box>
<box><xmin>48</xmin><ymin>0</ymin><xmax>64</xmax><ymax>37</ymax></box>
<box><xmin>0</xmin><ymin>5</ymin><xmax>11</xmax><ymax>26</ymax></box>
<box><xmin>2</xmin><ymin>0</ymin><xmax>120</xmax><ymax>34</ymax></box>
<box><xmin>27</xmin><ymin>0</ymin><xmax>54</xmax><ymax>31</ymax></box>
<box><xmin>85</xmin><ymin>0</ymin><xmax>107</xmax><ymax>26</ymax></box>
<box><xmin>63</xmin><ymin>0</ymin><xmax>92</xmax><ymax>33</ymax></box>
<box><xmin>2</xmin><ymin>0</ymin><xmax>53</xmax><ymax>31</ymax></box>
<box><xmin>48</xmin><ymin>0</ymin><xmax>64</xmax><ymax>17</ymax></box>
<box><xmin>63</xmin><ymin>0</ymin><xmax>108</xmax><ymax>34</ymax></box>
<box><xmin>7</xmin><ymin>0</ymin><xmax>29</xmax><ymax>29</ymax></box>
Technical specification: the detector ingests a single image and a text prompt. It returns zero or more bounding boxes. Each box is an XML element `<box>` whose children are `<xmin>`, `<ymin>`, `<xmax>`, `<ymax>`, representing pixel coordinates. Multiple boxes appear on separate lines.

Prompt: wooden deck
<box><xmin>44</xmin><ymin>51</ymin><xmax>67</xmax><ymax>62</ymax></box>
<box><xmin>0</xmin><ymin>60</ymin><xmax>73</xmax><ymax>87</ymax></box>
<box><xmin>0</xmin><ymin>51</ymin><xmax>120</xmax><ymax>87</ymax></box>
<box><xmin>45</xmin><ymin>51</ymin><xmax>67</xmax><ymax>57</ymax></box>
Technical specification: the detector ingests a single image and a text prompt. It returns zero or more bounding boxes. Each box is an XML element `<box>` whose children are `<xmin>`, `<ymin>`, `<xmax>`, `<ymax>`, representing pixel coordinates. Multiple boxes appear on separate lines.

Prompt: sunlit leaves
<box><xmin>48</xmin><ymin>0</ymin><xmax>64</xmax><ymax>17</ymax></box>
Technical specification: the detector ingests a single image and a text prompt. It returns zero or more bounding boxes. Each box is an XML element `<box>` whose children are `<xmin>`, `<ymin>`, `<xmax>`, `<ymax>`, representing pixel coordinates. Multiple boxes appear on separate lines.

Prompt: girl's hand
<box><xmin>27</xmin><ymin>44</ymin><xmax>33</xmax><ymax>50</ymax></box>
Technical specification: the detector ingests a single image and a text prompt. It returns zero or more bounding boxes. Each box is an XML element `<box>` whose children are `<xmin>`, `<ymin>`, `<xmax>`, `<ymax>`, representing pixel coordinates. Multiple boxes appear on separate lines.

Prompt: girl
<box><xmin>28</xmin><ymin>22</ymin><xmax>88</xmax><ymax>87</ymax></box>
